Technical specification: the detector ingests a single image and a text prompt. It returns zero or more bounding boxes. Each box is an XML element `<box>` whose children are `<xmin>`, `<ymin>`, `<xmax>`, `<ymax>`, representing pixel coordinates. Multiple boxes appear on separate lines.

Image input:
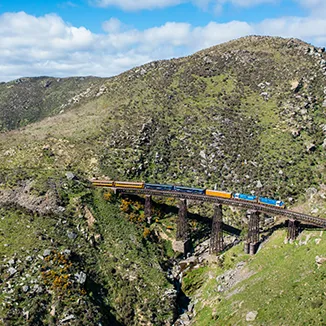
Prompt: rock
<box><xmin>33</xmin><ymin>284</ymin><xmax>43</xmax><ymax>294</ymax></box>
<box><xmin>26</xmin><ymin>256</ymin><xmax>33</xmax><ymax>262</ymax></box>
<box><xmin>8</xmin><ymin>258</ymin><xmax>15</xmax><ymax>266</ymax></box>
<box><xmin>75</xmin><ymin>271</ymin><xmax>87</xmax><ymax>284</ymax></box>
<box><xmin>94</xmin><ymin>234</ymin><xmax>102</xmax><ymax>243</ymax></box>
<box><xmin>140</xmin><ymin>68</ymin><xmax>147</xmax><ymax>76</ymax></box>
<box><xmin>246</xmin><ymin>311</ymin><xmax>258</xmax><ymax>321</ymax></box>
<box><xmin>291</xmin><ymin>129</ymin><xmax>300</xmax><ymax>138</ymax></box>
<box><xmin>63</xmin><ymin>249</ymin><xmax>71</xmax><ymax>257</ymax></box>
<box><xmin>315</xmin><ymin>256</ymin><xmax>326</xmax><ymax>267</ymax></box>
<box><xmin>22</xmin><ymin>285</ymin><xmax>29</xmax><ymax>293</ymax></box>
<box><xmin>50</xmin><ymin>305</ymin><xmax>56</xmax><ymax>317</ymax></box>
<box><xmin>23</xmin><ymin>310</ymin><xmax>29</xmax><ymax>320</ymax></box>
<box><xmin>236</xmin><ymin>261</ymin><xmax>245</xmax><ymax>268</ymax></box>
<box><xmin>256</xmin><ymin>180</ymin><xmax>263</xmax><ymax>188</ymax></box>
<box><xmin>188</xmin><ymin>302</ymin><xmax>194</xmax><ymax>312</ymax></box>
<box><xmin>306</xmin><ymin>143</ymin><xmax>316</xmax><ymax>152</ymax></box>
<box><xmin>67</xmin><ymin>231</ymin><xmax>77</xmax><ymax>240</ymax></box>
<box><xmin>60</xmin><ymin>315</ymin><xmax>75</xmax><ymax>323</ymax></box>
<box><xmin>65</xmin><ymin>172</ymin><xmax>76</xmax><ymax>180</ymax></box>
<box><xmin>217</xmin><ymin>285</ymin><xmax>224</xmax><ymax>292</ymax></box>
<box><xmin>43</xmin><ymin>249</ymin><xmax>51</xmax><ymax>257</ymax></box>
<box><xmin>8</xmin><ymin>267</ymin><xmax>17</xmax><ymax>276</ymax></box>
<box><xmin>180</xmin><ymin>313</ymin><xmax>190</xmax><ymax>322</ymax></box>
<box><xmin>199</xmin><ymin>150</ymin><xmax>206</xmax><ymax>159</ymax></box>
<box><xmin>57</xmin><ymin>206</ymin><xmax>65</xmax><ymax>212</ymax></box>
<box><xmin>306</xmin><ymin>187</ymin><xmax>317</xmax><ymax>198</ymax></box>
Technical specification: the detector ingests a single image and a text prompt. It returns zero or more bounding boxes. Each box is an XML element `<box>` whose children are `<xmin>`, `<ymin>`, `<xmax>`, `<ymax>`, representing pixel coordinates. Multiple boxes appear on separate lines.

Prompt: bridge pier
<box><xmin>210</xmin><ymin>204</ymin><xmax>224</xmax><ymax>255</ymax></box>
<box><xmin>176</xmin><ymin>199</ymin><xmax>189</xmax><ymax>241</ymax></box>
<box><xmin>144</xmin><ymin>195</ymin><xmax>152</xmax><ymax>223</ymax></box>
<box><xmin>287</xmin><ymin>219</ymin><xmax>299</xmax><ymax>240</ymax></box>
<box><xmin>173</xmin><ymin>199</ymin><xmax>191</xmax><ymax>255</ymax></box>
<box><xmin>246</xmin><ymin>210</ymin><xmax>260</xmax><ymax>255</ymax></box>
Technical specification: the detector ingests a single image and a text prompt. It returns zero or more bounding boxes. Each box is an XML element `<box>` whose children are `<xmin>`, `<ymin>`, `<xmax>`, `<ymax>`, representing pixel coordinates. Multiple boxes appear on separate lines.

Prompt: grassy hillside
<box><xmin>0</xmin><ymin>76</ymin><xmax>105</xmax><ymax>131</ymax></box>
<box><xmin>0</xmin><ymin>179</ymin><xmax>176</xmax><ymax>325</ymax></box>
<box><xmin>182</xmin><ymin>229</ymin><xmax>326</xmax><ymax>325</ymax></box>
<box><xmin>0</xmin><ymin>35</ymin><xmax>326</xmax><ymax>325</ymax></box>
<box><xmin>0</xmin><ymin>36</ymin><xmax>325</xmax><ymax>201</ymax></box>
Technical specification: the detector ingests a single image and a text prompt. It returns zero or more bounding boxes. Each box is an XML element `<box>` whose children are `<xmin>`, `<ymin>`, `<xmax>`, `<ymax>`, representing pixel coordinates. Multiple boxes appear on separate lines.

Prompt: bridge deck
<box><xmin>111</xmin><ymin>187</ymin><xmax>326</xmax><ymax>228</ymax></box>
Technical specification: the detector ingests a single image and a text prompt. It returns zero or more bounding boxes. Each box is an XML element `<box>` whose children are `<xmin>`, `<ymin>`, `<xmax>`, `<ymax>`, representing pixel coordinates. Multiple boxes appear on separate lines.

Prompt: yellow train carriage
<box><xmin>206</xmin><ymin>189</ymin><xmax>232</xmax><ymax>198</ymax></box>
<box><xmin>92</xmin><ymin>180</ymin><xmax>115</xmax><ymax>187</ymax></box>
<box><xmin>114</xmin><ymin>181</ymin><xmax>144</xmax><ymax>189</ymax></box>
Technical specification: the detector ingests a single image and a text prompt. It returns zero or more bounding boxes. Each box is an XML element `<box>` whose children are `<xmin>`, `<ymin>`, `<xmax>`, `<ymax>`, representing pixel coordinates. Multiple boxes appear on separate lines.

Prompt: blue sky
<box><xmin>0</xmin><ymin>0</ymin><xmax>325</xmax><ymax>81</ymax></box>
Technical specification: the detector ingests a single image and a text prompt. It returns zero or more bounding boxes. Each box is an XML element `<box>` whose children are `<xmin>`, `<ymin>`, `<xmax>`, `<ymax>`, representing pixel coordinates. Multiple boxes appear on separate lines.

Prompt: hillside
<box><xmin>0</xmin><ymin>76</ymin><xmax>105</xmax><ymax>131</ymax></box>
<box><xmin>182</xmin><ymin>229</ymin><xmax>326</xmax><ymax>325</ymax></box>
<box><xmin>1</xmin><ymin>36</ymin><xmax>325</xmax><ymax>201</ymax></box>
<box><xmin>0</xmin><ymin>35</ymin><xmax>326</xmax><ymax>325</ymax></box>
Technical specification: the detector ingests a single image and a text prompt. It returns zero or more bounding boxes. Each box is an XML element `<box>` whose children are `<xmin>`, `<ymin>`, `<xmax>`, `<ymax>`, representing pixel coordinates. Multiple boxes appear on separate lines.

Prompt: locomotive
<box><xmin>91</xmin><ymin>180</ymin><xmax>285</xmax><ymax>208</ymax></box>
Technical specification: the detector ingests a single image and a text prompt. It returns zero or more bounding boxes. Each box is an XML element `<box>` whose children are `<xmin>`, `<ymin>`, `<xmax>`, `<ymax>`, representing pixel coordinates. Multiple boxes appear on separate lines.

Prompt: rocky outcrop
<box><xmin>0</xmin><ymin>181</ymin><xmax>62</xmax><ymax>215</ymax></box>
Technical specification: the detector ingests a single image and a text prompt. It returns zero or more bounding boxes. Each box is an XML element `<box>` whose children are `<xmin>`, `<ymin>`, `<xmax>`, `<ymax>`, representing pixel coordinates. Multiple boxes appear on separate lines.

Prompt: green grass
<box><xmin>1</xmin><ymin>35</ymin><xmax>326</xmax><ymax>325</ymax></box>
<box><xmin>186</xmin><ymin>230</ymin><xmax>326</xmax><ymax>326</ymax></box>
<box><xmin>88</xmin><ymin>190</ymin><xmax>175</xmax><ymax>325</ymax></box>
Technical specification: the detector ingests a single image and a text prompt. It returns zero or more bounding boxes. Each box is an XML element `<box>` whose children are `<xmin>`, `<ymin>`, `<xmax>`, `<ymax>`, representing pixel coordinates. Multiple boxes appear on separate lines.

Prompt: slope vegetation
<box><xmin>0</xmin><ymin>36</ymin><xmax>326</xmax><ymax>325</ymax></box>
<box><xmin>183</xmin><ymin>229</ymin><xmax>326</xmax><ymax>326</ymax></box>
<box><xmin>1</xmin><ymin>36</ymin><xmax>325</xmax><ymax>201</ymax></box>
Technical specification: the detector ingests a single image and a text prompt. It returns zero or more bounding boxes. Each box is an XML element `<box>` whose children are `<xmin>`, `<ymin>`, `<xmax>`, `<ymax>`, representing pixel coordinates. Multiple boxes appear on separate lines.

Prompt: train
<box><xmin>91</xmin><ymin>180</ymin><xmax>285</xmax><ymax>208</ymax></box>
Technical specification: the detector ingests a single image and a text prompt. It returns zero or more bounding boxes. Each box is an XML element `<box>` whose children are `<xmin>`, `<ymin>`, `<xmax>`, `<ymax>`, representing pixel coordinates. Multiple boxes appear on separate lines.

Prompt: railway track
<box><xmin>113</xmin><ymin>187</ymin><xmax>326</xmax><ymax>228</ymax></box>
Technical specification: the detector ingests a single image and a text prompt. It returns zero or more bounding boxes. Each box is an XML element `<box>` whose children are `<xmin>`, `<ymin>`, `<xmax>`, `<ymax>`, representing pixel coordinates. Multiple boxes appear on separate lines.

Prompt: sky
<box><xmin>0</xmin><ymin>0</ymin><xmax>326</xmax><ymax>82</ymax></box>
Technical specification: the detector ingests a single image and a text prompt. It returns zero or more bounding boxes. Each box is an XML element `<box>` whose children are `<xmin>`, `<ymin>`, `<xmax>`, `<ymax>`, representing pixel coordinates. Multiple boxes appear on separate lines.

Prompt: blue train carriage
<box><xmin>144</xmin><ymin>183</ymin><xmax>174</xmax><ymax>191</ymax></box>
<box><xmin>259</xmin><ymin>196</ymin><xmax>285</xmax><ymax>208</ymax></box>
<box><xmin>174</xmin><ymin>185</ymin><xmax>206</xmax><ymax>195</ymax></box>
<box><xmin>233</xmin><ymin>193</ymin><xmax>257</xmax><ymax>201</ymax></box>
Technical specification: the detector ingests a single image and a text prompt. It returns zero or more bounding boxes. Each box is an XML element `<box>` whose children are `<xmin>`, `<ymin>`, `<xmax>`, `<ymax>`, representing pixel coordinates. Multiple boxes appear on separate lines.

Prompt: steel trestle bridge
<box><xmin>113</xmin><ymin>187</ymin><xmax>326</xmax><ymax>228</ymax></box>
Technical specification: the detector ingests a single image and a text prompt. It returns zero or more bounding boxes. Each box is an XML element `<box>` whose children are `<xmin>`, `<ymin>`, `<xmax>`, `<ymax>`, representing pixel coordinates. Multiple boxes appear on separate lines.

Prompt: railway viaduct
<box><xmin>96</xmin><ymin>185</ymin><xmax>326</xmax><ymax>255</ymax></box>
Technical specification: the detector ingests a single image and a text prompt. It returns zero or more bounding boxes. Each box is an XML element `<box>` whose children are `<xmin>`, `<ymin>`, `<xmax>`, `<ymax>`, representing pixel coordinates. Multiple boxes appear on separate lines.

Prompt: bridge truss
<box><xmin>115</xmin><ymin>188</ymin><xmax>326</xmax><ymax>228</ymax></box>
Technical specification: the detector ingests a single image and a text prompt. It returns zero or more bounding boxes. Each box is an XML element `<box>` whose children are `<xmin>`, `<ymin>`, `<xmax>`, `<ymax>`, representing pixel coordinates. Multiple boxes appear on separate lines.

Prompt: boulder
<box><xmin>67</xmin><ymin>231</ymin><xmax>77</xmax><ymax>240</ymax></box>
<box><xmin>8</xmin><ymin>267</ymin><xmax>17</xmax><ymax>276</ymax></box>
<box><xmin>246</xmin><ymin>311</ymin><xmax>258</xmax><ymax>321</ymax></box>
<box><xmin>60</xmin><ymin>315</ymin><xmax>75</xmax><ymax>323</ymax></box>
<box><xmin>75</xmin><ymin>271</ymin><xmax>87</xmax><ymax>284</ymax></box>
<box><xmin>65</xmin><ymin>172</ymin><xmax>76</xmax><ymax>180</ymax></box>
<box><xmin>315</xmin><ymin>256</ymin><xmax>326</xmax><ymax>267</ymax></box>
<box><xmin>306</xmin><ymin>143</ymin><xmax>316</xmax><ymax>152</ymax></box>
<box><xmin>43</xmin><ymin>249</ymin><xmax>51</xmax><ymax>257</ymax></box>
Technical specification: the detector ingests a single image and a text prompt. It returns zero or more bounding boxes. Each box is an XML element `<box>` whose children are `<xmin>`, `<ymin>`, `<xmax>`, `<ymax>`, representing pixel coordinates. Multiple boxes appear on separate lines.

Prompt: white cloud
<box><xmin>225</xmin><ymin>0</ymin><xmax>277</xmax><ymax>6</ymax></box>
<box><xmin>91</xmin><ymin>0</ymin><xmax>326</xmax><ymax>16</ymax></box>
<box><xmin>102</xmin><ymin>18</ymin><xmax>123</xmax><ymax>33</ymax></box>
<box><xmin>58</xmin><ymin>2</ymin><xmax>79</xmax><ymax>8</ymax></box>
<box><xmin>257</xmin><ymin>16</ymin><xmax>326</xmax><ymax>39</ymax></box>
<box><xmin>92</xmin><ymin>0</ymin><xmax>183</xmax><ymax>10</ymax></box>
<box><xmin>296</xmin><ymin>0</ymin><xmax>326</xmax><ymax>17</ymax></box>
<box><xmin>192</xmin><ymin>21</ymin><xmax>254</xmax><ymax>49</ymax></box>
<box><xmin>0</xmin><ymin>11</ymin><xmax>326</xmax><ymax>82</ymax></box>
<box><xmin>92</xmin><ymin>0</ymin><xmax>277</xmax><ymax>10</ymax></box>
